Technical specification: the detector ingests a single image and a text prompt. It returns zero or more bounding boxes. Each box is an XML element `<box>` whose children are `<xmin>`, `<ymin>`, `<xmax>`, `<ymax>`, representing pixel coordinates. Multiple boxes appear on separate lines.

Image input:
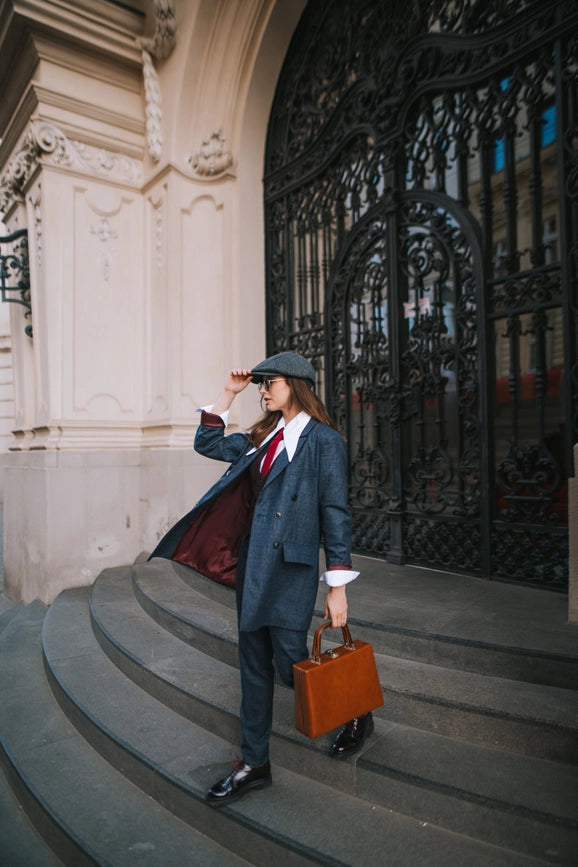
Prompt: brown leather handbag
<box><xmin>293</xmin><ymin>621</ymin><xmax>384</xmax><ymax>739</ymax></box>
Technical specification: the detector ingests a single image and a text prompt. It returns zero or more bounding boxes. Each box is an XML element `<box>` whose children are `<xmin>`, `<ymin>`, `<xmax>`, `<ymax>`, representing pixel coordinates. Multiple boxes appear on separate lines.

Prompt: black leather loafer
<box><xmin>329</xmin><ymin>712</ymin><xmax>374</xmax><ymax>758</ymax></box>
<box><xmin>206</xmin><ymin>761</ymin><xmax>272</xmax><ymax>806</ymax></box>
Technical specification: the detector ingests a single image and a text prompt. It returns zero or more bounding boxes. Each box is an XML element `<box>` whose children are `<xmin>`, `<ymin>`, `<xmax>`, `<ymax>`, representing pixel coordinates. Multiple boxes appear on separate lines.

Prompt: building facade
<box><xmin>0</xmin><ymin>0</ymin><xmax>576</xmax><ymax>616</ymax></box>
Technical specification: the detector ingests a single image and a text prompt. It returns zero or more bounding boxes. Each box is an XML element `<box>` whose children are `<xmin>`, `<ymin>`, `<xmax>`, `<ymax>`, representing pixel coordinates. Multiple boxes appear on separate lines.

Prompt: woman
<box><xmin>150</xmin><ymin>350</ymin><xmax>373</xmax><ymax>806</ymax></box>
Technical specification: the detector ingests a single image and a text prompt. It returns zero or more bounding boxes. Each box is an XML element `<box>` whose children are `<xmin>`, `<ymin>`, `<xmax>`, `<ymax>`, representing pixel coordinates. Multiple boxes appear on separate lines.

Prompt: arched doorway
<box><xmin>264</xmin><ymin>0</ymin><xmax>578</xmax><ymax>589</ymax></box>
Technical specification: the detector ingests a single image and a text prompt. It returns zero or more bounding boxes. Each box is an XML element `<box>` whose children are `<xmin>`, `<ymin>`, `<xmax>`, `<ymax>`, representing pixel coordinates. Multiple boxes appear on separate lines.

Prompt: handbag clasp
<box><xmin>309</xmin><ymin>620</ymin><xmax>355</xmax><ymax>664</ymax></box>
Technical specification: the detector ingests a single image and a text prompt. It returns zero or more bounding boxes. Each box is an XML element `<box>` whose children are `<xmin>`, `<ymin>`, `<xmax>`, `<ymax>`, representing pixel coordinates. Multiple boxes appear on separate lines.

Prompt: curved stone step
<box><xmin>0</xmin><ymin>601</ymin><xmax>253</xmax><ymax>867</ymax></box>
<box><xmin>0</xmin><ymin>762</ymin><xmax>64</xmax><ymax>867</ymax></box>
<box><xmin>0</xmin><ymin>598</ymin><xmax>24</xmax><ymax>638</ymax></box>
<box><xmin>86</xmin><ymin>567</ymin><xmax>578</xmax><ymax>861</ymax></box>
<box><xmin>133</xmin><ymin>558</ymin><xmax>240</xmax><ymax>670</ymax></box>
<box><xmin>167</xmin><ymin>556</ymin><xmax>578</xmax><ymax>689</ymax></box>
<box><xmin>132</xmin><ymin>560</ymin><xmax>578</xmax><ymax>763</ymax></box>
<box><xmin>0</xmin><ymin>606</ymin><xmax>64</xmax><ymax>867</ymax></box>
<box><xmin>358</xmin><ymin>725</ymin><xmax>578</xmax><ymax>863</ymax></box>
<box><xmin>43</xmin><ymin>584</ymin><xmax>567</xmax><ymax>865</ymax></box>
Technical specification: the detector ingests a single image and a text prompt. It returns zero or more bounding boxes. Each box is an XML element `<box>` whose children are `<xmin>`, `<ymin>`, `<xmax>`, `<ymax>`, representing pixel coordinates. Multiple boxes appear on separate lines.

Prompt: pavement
<box><xmin>342</xmin><ymin>552</ymin><xmax>577</xmax><ymax>659</ymax></box>
<box><xmin>0</xmin><ymin>507</ymin><xmax>11</xmax><ymax>618</ymax></box>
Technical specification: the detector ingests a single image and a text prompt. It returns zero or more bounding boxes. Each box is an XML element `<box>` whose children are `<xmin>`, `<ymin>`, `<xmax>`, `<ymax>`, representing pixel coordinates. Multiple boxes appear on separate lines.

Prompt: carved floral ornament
<box><xmin>185</xmin><ymin>130</ymin><xmax>235</xmax><ymax>180</ymax></box>
<box><xmin>0</xmin><ymin>120</ymin><xmax>235</xmax><ymax>217</ymax></box>
<box><xmin>0</xmin><ymin>121</ymin><xmax>142</xmax><ymax>216</ymax></box>
<box><xmin>139</xmin><ymin>0</ymin><xmax>232</xmax><ymax>177</ymax></box>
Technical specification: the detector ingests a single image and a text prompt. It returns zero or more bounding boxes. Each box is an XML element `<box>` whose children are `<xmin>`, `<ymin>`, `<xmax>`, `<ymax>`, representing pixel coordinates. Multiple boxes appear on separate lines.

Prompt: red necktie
<box><xmin>260</xmin><ymin>429</ymin><xmax>284</xmax><ymax>477</ymax></box>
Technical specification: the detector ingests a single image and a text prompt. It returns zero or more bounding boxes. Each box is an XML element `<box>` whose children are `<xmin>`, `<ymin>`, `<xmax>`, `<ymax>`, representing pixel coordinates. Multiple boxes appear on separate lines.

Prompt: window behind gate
<box><xmin>264</xmin><ymin>0</ymin><xmax>578</xmax><ymax>590</ymax></box>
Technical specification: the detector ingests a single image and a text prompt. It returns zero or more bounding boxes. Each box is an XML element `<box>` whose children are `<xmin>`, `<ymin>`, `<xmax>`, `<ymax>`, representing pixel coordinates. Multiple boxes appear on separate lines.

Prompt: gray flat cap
<box><xmin>251</xmin><ymin>350</ymin><xmax>316</xmax><ymax>388</ymax></box>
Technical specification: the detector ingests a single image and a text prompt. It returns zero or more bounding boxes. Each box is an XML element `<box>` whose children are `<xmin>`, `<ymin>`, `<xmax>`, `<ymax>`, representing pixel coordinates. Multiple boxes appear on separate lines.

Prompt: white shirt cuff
<box><xmin>198</xmin><ymin>405</ymin><xmax>230</xmax><ymax>426</ymax></box>
<box><xmin>320</xmin><ymin>569</ymin><xmax>359</xmax><ymax>586</ymax></box>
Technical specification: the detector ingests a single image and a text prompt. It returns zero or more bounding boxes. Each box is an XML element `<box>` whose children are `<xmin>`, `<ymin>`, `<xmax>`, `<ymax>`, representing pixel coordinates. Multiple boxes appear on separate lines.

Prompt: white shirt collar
<box><xmin>276</xmin><ymin>411</ymin><xmax>311</xmax><ymax>461</ymax></box>
<box><xmin>247</xmin><ymin>411</ymin><xmax>311</xmax><ymax>461</ymax></box>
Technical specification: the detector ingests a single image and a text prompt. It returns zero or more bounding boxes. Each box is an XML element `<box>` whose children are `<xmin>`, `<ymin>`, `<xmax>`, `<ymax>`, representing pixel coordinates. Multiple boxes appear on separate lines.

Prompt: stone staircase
<box><xmin>0</xmin><ymin>556</ymin><xmax>577</xmax><ymax>866</ymax></box>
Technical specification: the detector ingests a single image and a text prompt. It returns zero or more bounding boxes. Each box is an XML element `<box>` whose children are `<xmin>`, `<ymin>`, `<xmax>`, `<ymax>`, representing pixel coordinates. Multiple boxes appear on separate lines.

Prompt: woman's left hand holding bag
<box><xmin>324</xmin><ymin>585</ymin><xmax>348</xmax><ymax>628</ymax></box>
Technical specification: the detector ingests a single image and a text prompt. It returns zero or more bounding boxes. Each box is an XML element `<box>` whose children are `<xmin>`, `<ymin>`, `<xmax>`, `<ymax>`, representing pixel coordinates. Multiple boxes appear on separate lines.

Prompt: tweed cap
<box><xmin>251</xmin><ymin>350</ymin><xmax>316</xmax><ymax>387</ymax></box>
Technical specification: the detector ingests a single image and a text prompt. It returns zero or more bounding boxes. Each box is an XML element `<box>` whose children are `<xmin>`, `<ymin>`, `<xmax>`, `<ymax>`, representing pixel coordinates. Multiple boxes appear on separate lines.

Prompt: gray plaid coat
<box><xmin>150</xmin><ymin>418</ymin><xmax>353</xmax><ymax>632</ymax></box>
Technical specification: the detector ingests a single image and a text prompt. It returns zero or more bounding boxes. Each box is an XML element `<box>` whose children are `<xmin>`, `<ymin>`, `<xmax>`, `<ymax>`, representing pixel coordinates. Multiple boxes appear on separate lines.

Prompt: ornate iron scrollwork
<box><xmin>264</xmin><ymin>0</ymin><xmax>577</xmax><ymax>589</ymax></box>
<box><xmin>497</xmin><ymin>442</ymin><xmax>561</xmax><ymax>523</ymax></box>
<box><xmin>0</xmin><ymin>229</ymin><xmax>32</xmax><ymax>337</ymax></box>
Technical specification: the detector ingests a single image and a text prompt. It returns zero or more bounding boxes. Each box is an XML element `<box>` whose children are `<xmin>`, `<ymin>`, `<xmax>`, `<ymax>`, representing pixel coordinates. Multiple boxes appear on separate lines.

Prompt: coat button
<box><xmin>275</xmin><ymin>512</ymin><xmax>281</xmax><ymax>519</ymax></box>
<box><xmin>273</xmin><ymin>541</ymin><xmax>280</xmax><ymax>549</ymax></box>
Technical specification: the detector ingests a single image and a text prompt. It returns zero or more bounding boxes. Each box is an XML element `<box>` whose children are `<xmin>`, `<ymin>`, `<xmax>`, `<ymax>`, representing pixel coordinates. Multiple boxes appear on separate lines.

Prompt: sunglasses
<box><xmin>257</xmin><ymin>378</ymin><xmax>286</xmax><ymax>392</ymax></box>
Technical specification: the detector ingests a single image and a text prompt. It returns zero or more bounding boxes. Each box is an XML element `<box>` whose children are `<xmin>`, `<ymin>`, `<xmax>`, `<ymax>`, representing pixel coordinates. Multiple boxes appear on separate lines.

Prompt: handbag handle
<box><xmin>310</xmin><ymin>620</ymin><xmax>355</xmax><ymax>664</ymax></box>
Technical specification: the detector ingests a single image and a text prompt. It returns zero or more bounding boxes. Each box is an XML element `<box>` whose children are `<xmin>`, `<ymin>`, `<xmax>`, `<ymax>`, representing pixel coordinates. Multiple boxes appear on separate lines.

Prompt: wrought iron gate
<box><xmin>263</xmin><ymin>0</ymin><xmax>578</xmax><ymax>589</ymax></box>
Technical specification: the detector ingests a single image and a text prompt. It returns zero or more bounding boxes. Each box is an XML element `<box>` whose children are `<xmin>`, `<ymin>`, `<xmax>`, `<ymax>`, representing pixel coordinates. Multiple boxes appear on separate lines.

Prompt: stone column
<box><xmin>0</xmin><ymin>0</ymin><xmax>157</xmax><ymax>603</ymax></box>
<box><xmin>1</xmin><ymin>125</ymin><xmax>152</xmax><ymax>603</ymax></box>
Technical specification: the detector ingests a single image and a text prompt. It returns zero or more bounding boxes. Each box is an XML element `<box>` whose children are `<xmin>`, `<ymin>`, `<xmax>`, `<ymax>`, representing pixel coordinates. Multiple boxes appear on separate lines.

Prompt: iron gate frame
<box><xmin>263</xmin><ymin>0</ymin><xmax>578</xmax><ymax>589</ymax></box>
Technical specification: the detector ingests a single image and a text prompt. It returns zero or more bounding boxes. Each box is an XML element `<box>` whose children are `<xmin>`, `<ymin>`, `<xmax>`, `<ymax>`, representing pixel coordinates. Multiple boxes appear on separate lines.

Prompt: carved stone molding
<box><xmin>147</xmin><ymin>189</ymin><xmax>165</xmax><ymax>270</ymax></box>
<box><xmin>0</xmin><ymin>120</ymin><xmax>143</xmax><ymax>215</ymax></box>
<box><xmin>29</xmin><ymin>187</ymin><xmax>43</xmax><ymax>271</ymax></box>
<box><xmin>0</xmin><ymin>134</ymin><xmax>38</xmax><ymax>216</ymax></box>
<box><xmin>140</xmin><ymin>0</ymin><xmax>177</xmax><ymax>60</ymax></box>
<box><xmin>185</xmin><ymin>130</ymin><xmax>235</xmax><ymax>180</ymax></box>
<box><xmin>70</xmin><ymin>140</ymin><xmax>142</xmax><ymax>185</ymax></box>
<box><xmin>90</xmin><ymin>217</ymin><xmax>119</xmax><ymax>282</ymax></box>
<box><xmin>154</xmin><ymin>199</ymin><xmax>164</xmax><ymax>270</ymax></box>
<box><xmin>139</xmin><ymin>0</ymin><xmax>177</xmax><ymax>163</ymax></box>
<box><xmin>141</xmin><ymin>49</ymin><xmax>163</xmax><ymax>163</ymax></box>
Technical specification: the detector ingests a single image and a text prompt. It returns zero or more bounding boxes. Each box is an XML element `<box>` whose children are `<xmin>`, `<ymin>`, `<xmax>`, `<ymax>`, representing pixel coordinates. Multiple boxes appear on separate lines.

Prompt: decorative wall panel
<box><xmin>71</xmin><ymin>186</ymin><xmax>142</xmax><ymax>418</ymax></box>
<box><xmin>180</xmin><ymin>196</ymin><xmax>225</xmax><ymax>412</ymax></box>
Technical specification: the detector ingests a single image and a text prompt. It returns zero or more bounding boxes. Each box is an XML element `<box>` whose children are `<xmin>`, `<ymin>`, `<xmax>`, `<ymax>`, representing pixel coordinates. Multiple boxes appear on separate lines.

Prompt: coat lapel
<box><xmin>263</xmin><ymin>448</ymin><xmax>289</xmax><ymax>486</ymax></box>
<box><xmin>262</xmin><ymin>418</ymin><xmax>317</xmax><ymax>488</ymax></box>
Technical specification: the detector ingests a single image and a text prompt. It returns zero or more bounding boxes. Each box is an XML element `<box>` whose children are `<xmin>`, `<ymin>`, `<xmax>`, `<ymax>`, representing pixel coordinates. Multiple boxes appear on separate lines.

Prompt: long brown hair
<box><xmin>248</xmin><ymin>377</ymin><xmax>337</xmax><ymax>448</ymax></box>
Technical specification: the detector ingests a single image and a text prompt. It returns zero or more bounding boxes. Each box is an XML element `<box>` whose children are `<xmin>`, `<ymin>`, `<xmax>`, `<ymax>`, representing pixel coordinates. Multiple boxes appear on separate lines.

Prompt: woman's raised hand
<box><xmin>210</xmin><ymin>368</ymin><xmax>254</xmax><ymax>416</ymax></box>
<box><xmin>225</xmin><ymin>368</ymin><xmax>254</xmax><ymax>394</ymax></box>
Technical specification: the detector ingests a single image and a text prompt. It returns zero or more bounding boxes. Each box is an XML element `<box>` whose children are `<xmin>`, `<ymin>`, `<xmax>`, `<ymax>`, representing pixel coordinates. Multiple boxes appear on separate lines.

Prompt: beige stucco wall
<box><xmin>0</xmin><ymin>0</ymin><xmax>306</xmax><ymax>603</ymax></box>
